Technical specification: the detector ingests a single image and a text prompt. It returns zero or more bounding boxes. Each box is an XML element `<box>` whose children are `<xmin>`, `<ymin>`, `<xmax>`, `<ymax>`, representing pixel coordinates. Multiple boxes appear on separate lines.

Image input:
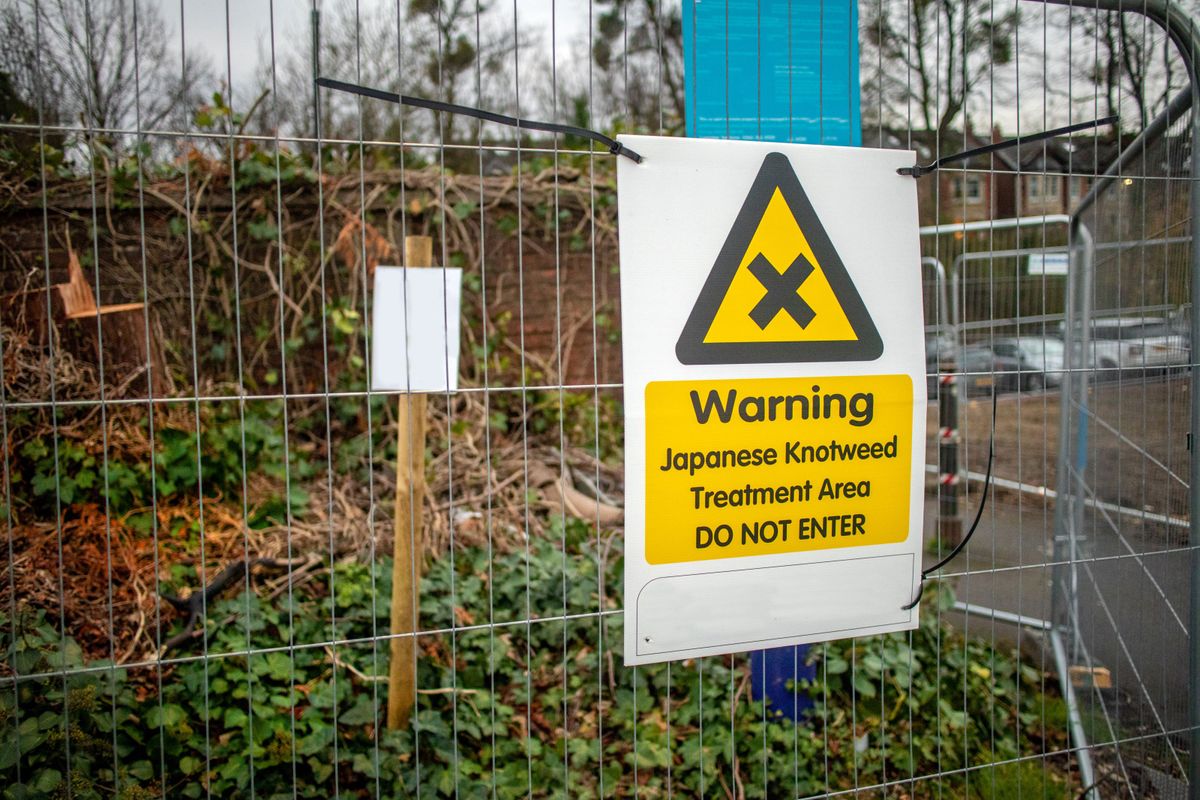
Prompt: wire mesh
<box><xmin>1057</xmin><ymin>84</ymin><xmax>1195</xmax><ymax>797</ymax></box>
<box><xmin>0</xmin><ymin>0</ymin><xmax>1195</xmax><ymax>798</ymax></box>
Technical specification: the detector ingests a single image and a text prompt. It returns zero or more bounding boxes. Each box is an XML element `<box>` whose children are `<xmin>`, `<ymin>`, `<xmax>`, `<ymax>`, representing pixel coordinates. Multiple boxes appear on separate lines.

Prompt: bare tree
<box><xmin>0</xmin><ymin>3</ymin><xmax>63</xmax><ymax>129</ymax></box>
<box><xmin>1062</xmin><ymin>7</ymin><xmax>1186</xmax><ymax>133</ymax></box>
<box><xmin>3</xmin><ymin>0</ymin><xmax>212</xmax><ymax>140</ymax></box>
<box><xmin>274</xmin><ymin>1</ymin><xmax>522</xmax><ymax>151</ymax></box>
<box><xmin>587</xmin><ymin>0</ymin><xmax>685</xmax><ymax>134</ymax></box>
<box><xmin>411</xmin><ymin>0</ymin><xmax>481</xmax><ymax>114</ymax></box>
<box><xmin>271</xmin><ymin>3</ymin><xmax>400</xmax><ymax>146</ymax></box>
<box><xmin>863</xmin><ymin>0</ymin><xmax>1018</xmax><ymax>134</ymax></box>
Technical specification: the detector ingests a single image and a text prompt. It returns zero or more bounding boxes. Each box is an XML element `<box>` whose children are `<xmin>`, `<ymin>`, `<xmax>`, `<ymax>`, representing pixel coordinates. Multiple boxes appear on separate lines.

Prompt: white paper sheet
<box><xmin>371</xmin><ymin>266</ymin><xmax>462</xmax><ymax>393</ymax></box>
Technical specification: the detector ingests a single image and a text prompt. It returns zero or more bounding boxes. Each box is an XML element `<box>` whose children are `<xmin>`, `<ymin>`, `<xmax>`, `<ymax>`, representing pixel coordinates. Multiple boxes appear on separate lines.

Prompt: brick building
<box><xmin>874</xmin><ymin>125</ymin><xmax>1120</xmax><ymax>225</ymax></box>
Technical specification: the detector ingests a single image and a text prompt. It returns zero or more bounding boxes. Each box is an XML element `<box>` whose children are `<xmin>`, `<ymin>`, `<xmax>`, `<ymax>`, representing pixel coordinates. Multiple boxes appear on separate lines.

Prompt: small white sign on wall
<box><xmin>371</xmin><ymin>266</ymin><xmax>463</xmax><ymax>393</ymax></box>
<box><xmin>1026</xmin><ymin>252</ymin><xmax>1069</xmax><ymax>276</ymax></box>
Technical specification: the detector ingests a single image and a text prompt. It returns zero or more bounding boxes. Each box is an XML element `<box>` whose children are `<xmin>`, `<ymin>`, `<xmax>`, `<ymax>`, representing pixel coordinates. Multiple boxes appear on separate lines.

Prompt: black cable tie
<box><xmin>902</xmin><ymin>387</ymin><xmax>998</xmax><ymax>610</ymax></box>
<box><xmin>315</xmin><ymin>76</ymin><xmax>644</xmax><ymax>164</ymax></box>
<box><xmin>898</xmin><ymin>115</ymin><xmax>1119</xmax><ymax>177</ymax></box>
<box><xmin>901</xmin><ymin>580</ymin><xmax>925</xmax><ymax>611</ymax></box>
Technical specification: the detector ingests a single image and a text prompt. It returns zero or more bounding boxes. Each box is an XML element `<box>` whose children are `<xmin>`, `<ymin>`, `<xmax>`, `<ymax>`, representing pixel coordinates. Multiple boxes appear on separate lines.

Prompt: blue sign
<box><xmin>682</xmin><ymin>0</ymin><xmax>862</xmax><ymax>145</ymax></box>
<box><xmin>682</xmin><ymin>0</ymin><xmax>863</xmax><ymax>718</ymax></box>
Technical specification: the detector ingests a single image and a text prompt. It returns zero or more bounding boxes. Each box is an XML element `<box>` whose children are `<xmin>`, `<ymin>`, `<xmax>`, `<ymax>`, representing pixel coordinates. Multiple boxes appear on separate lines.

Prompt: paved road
<box><xmin>923</xmin><ymin>490</ymin><xmax>1191</xmax><ymax>734</ymax></box>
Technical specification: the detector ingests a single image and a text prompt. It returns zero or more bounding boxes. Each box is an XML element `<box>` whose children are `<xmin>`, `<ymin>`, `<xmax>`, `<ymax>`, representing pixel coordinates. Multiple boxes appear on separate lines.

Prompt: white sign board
<box><xmin>371</xmin><ymin>266</ymin><xmax>463</xmax><ymax>393</ymax></box>
<box><xmin>617</xmin><ymin>136</ymin><xmax>926</xmax><ymax>666</ymax></box>
<box><xmin>1027</xmin><ymin>251</ymin><xmax>1069</xmax><ymax>276</ymax></box>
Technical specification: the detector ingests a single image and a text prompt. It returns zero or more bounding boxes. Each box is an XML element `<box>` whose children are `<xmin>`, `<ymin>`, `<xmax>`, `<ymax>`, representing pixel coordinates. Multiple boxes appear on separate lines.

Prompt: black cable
<box><xmin>159</xmin><ymin>558</ymin><xmax>305</xmax><ymax>652</ymax></box>
<box><xmin>315</xmin><ymin>76</ymin><xmax>644</xmax><ymax>164</ymax></box>
<box><xmin>319</xmin><ymin>76</ymin><xmax>1112</xmax><ymax>176</ymax></box>
<box><xmin>923</xmin><ymin>390</ymin><xmax>997</xmax><ymax>576</ymax></box>
<box><xmin>1074</xmin><ymin>768</ymin><xmax>1119</xmax><ymax>800</ymax></box>
<box><xmin>902</xmin><ymin>386</ymin><xmax>998</xmax><ymax>611</ymax></box>
<box><xmin>898</xmin><ymin>116</ymin><xmax>1119</xmax><ymax>177</ymax></box>
<box><xmin>901</xmin><ymin>580</ymin><xmax>926</xmax><ymax>612</ymax></box>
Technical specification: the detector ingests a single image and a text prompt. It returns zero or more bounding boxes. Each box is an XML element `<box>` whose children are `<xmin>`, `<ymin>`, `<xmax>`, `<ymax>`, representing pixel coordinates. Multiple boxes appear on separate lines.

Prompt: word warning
<box><xmin>617</xmin><ymin>136</ymin><xmax>925</xmax><ymax>665</ymax></box>
<box><xmin>646</xmin><ymin>375</ymin><xmax>912</xmax><ymax>563</ymax></box>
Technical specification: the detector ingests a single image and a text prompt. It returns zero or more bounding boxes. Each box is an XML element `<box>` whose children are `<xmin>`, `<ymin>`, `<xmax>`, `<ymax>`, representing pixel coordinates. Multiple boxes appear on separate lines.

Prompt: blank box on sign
<box><xmin>371</xmin><ymin>266</ymin><xmax>463</xmax><ymax>393</ymax></box>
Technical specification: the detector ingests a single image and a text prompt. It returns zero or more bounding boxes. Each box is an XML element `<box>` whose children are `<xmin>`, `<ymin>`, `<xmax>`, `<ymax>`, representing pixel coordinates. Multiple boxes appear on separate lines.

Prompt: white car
<box><xmin>990</xmin><ymin>337</ymin><xmax>1066</xmax><ymax>390</ymax></box>
<box><xmin>1069</xmin><ymin>317</ymin><xmax>1190</xmax><ymax>375</ymax></box>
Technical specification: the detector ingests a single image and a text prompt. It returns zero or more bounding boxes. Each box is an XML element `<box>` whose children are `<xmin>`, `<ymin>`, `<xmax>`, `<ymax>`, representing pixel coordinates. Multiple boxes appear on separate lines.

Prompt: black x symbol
<box><xmin>747</xmin><ymin>252</ymin><xmax>816</xmax><ymax>330</ymax></box>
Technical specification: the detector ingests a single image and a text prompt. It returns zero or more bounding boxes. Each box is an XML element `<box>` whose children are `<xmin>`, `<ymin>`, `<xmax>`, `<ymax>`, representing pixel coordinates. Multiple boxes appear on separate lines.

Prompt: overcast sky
<box><xmin>139</xmin><ymin>1</ymin><xmax>1178</xmax><ymax>137</ymax></box>
<box><xmin>162</xmin><ymin>1</ymin><xmax>588</xmax><ymax>104</ymax></box>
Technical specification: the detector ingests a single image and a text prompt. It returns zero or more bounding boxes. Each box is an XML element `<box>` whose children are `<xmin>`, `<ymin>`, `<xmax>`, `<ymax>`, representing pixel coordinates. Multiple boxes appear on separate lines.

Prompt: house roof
<box><xmin>868</xmin><ymin>126</ymin><xmax>1019</xmax><ymax>170</ymax></box>
<box><xmin>868</xmin><ymin>124</ymin><xmax>1122</xmax><ymax>175</ymax></box>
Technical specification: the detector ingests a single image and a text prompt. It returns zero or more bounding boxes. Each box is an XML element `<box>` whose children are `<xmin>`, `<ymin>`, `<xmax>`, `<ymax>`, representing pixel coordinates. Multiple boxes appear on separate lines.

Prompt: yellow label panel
<box><xmin>645</xmin><ymin>374</ymin><xmax>913</xmax><ymax>564</ymax></box>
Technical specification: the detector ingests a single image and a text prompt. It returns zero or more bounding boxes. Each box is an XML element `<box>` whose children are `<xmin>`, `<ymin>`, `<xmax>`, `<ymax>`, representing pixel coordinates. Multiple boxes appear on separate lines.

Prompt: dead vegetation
<box><xmin>2</xmin><ymin>155</ymin><xmax>626</xmax><ymax>664</ymax></box>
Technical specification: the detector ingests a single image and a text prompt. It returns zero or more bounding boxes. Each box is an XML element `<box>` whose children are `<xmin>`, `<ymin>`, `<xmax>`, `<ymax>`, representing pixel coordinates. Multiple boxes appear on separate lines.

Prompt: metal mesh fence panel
<box><xmin>0</xmin><ymin>1</ymin><xmax>1196</xmax><ymax>798</ymax></box>
<box><xmin>1058</xmin><ymin>87</ymin><xmax>1194</xmax><ymax>798</ymax></box>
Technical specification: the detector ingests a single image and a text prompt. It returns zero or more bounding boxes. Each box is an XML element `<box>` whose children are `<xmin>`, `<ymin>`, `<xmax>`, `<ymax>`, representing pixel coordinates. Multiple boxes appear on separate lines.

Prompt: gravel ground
<box><xmin>925</xmin><ymin>372</ymin><xmax>1191</xmax><ymax>527</ymax></box>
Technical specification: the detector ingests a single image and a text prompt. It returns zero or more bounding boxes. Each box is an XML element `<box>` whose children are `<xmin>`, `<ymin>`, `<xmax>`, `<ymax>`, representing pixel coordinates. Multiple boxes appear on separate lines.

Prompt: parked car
<box><xmin>926</xmin><ymin>340</ymin><xmax>1021</xmax><ymax>397</ymax></box>
<box><xmin>1059</xmin><ymin>317</ymin><xmax>1190</xmax><ymax>377</ymax></box>
<box><xmin>959</xmin><ymin>346</ymin><xmax>1022</xmax><ymax>395</ymax></box>
<box><xmin>1092</xmin><ymin>317</ymin><xmax>1189</xmax><ymax>373</ymax></box>
<box><xmin>989</xmin><ymin>336</ymin><xmax>1066</xmax><ymax>390</ymax></box>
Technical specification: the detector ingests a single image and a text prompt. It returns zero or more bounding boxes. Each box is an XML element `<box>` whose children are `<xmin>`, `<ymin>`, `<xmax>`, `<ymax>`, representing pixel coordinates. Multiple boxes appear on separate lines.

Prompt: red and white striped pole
<box><xmin>937</xmin><ymin>370</ymin><xmax>963</xmax><ymax>545</ymax></box>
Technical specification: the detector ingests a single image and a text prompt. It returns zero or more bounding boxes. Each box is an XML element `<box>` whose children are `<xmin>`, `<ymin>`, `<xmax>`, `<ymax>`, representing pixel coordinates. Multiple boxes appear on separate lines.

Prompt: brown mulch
<box><xmin>1</xmin><ymin>499</ymin><xmax>260</xmax><ymax>666</ymax></box>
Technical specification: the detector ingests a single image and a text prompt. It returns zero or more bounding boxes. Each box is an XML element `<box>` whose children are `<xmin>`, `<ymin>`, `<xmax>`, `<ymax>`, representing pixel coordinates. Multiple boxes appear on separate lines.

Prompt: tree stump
<box><xmin>0</xmin><ymin>249</ymin><xmax>171</xmax><ymax>398</ymax></box>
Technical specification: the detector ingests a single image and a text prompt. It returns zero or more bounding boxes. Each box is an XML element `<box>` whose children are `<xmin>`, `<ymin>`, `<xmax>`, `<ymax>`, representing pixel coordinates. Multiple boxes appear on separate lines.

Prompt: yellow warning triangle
<box><xmin>703</xmin><ymin>187</ymin><xmax>858</xmax><ymax>344</ymax></box>
<box><xmin>676</xmin><ymin>152</ymin><xmax>882</xmax><ymax>364</ymax></box>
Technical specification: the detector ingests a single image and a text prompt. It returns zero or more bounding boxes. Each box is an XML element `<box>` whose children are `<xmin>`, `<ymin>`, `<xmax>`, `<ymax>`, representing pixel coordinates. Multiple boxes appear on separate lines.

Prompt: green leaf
<box><xmin>31</xmin><ymin>472</ymin><xmax>57</xmax><ymax>496</ymax></box>
<box><xmin>32</xmin><ymin>768</ymin><xmax>62</xmax><ymax>793</ymax></box>
<box><xmin>145</xmin><ymin>703</ymin><xmax>185</xmax><ymax>729</ymax></box>
<box><xmin>338</xmin><ymin>695</ymin><xmax>376</xmax><ymax>726</ymax></box>
<box><xmin>436</xmin><ymin>766</ymin><xmax>454</xmax><ymax>795</ymax></box>
<box><xmin>20</xmin><ymin>438</ymin><xmax>48</xmax><ymax>459</ymax></box>
<box><xmin>853</xmin><ymin>673</ymin><xmax>877</xmax><ymax>698</ymax></box>
<box><xmin>247</xmin><ymin>218</ymin><xmax>279</xmax><ymax>241</ymax></box>
<box><xmin>497</xmin><ymin>214</ymin><xmax>519</xmax><ymax>236</ymax></box>
<box><xmin>824</xmin><ymin>656</ymin><xmax>849</xmax><ymax>675</ymax></box>
<box><xmin>0</xmin><ymin>736</ymin><xmax>20</xmax><ymax>770</ymax></box>
<box><xmin>263</xmin><ymin>652</ymin><xmax>293</xmax><ymax>681</ymax></box>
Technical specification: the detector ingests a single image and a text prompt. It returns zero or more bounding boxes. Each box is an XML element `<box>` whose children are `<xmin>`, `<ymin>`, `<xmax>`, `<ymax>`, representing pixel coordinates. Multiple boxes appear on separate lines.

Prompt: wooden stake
<box><xmin>387</xmin><ymin>235</ymin><xmax>432</xmax><ymax>730</ymax></box>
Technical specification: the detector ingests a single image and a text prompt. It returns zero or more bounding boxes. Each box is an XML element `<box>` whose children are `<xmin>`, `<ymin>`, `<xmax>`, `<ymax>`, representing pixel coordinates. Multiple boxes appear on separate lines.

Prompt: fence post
<box><xmin>937</xmin><ymin>364</ymin><xmax>962</xmax><ymax>545</ymax></box>
<box><xmin>387</xmin><ymin>234</ymin><xmax>432</xmax><ymax>730</ymax></box>
<box><xmin>1188</xmin><ymin>77</ymin><xmax>1200</xmax><ymax>800</ymax></box>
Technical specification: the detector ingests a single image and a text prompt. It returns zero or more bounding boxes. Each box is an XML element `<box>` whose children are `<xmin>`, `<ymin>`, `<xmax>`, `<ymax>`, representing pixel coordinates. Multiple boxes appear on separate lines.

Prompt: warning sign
<box><xmin>646</xmin><ymin>374</ymin><xmax>912</xmax><ymax>563</ymax></box>
<box><xmin>617</xmin><ymin>136</ymin><xmax>926</xmax><ymax>665</ymax></box>
<box><xmin>676</xmin><ymin>153</ymin><xmax>882</xmax><ymax>364</ymax></box>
